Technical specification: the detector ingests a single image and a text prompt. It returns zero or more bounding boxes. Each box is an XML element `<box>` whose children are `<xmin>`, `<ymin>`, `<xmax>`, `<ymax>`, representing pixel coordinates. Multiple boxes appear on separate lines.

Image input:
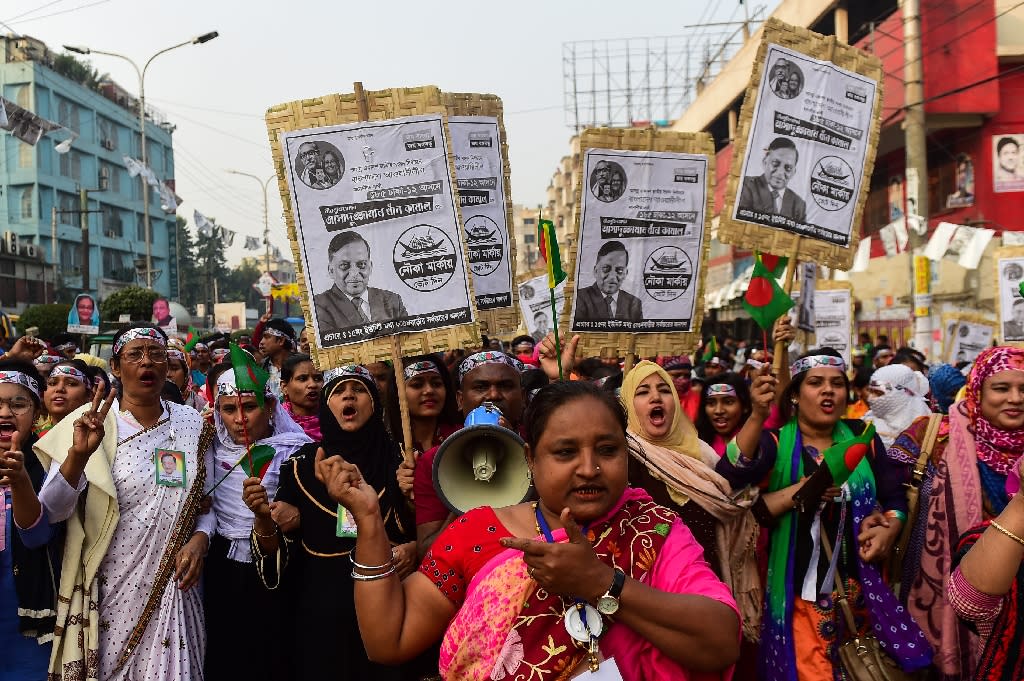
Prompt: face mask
<box><xmin>672</xmin><ymin>376</ymin><xmax>691</xmax><ymax>394</ymax></box>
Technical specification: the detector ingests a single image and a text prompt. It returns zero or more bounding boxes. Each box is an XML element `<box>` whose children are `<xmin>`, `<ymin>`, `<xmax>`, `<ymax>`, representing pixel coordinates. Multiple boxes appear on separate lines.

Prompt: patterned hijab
<box><xmin>622</xmin><ymin>360</ymin><xmax>701</xmax><ymax>459</ymax></box>
<box><xmin>962</xmin><ymin>346</ymin><xmax>1024</xmax><ymax>475</ymax></box>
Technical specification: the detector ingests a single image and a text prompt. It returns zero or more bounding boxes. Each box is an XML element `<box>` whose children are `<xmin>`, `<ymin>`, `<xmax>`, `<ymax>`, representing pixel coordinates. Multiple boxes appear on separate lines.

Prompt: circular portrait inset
<box><xmin>769</xmin><ymin>58</ymin><xmax>804</xmax><ymax>100</ymax></box>
<box><xmin>589</xmin><ymin>160</ymin><xmax>627</xmax><ymax>203</ymax></box>
<box><xmin>464</xmin><ymin>215</ymin><xmax>504</xmax><ymax>277</ymax></box>
<box><xmin>393</xmin><ymin>225</ymin><xmax>457</xmax><ymax>292</ymax></box>
<box><xmin>642</xmin><ymin>246</ymin><xmax>693</xmax><ymax>302</ymax></box>
<box><xmin>294</xmin><ymin>140</ymin><xmax>345</xmax><ymax>190</ymax></box>
<box><xmin>1004</xmin><ymin>263</ymin><xmax>1024</xmax><ymax>282</ymax></box>
<box><xmin>810</xmin><ymin>156</ymin><xmax>855</xmax><ymax>212</ymax></box>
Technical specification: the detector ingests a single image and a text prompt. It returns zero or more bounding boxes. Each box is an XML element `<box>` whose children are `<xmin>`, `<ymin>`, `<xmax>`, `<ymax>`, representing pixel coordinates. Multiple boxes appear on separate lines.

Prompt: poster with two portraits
<box><xmin>563</xmin><ymin>127</ymin><xmax>715</xmax><ymax>358</ymax></box>
<box><xmin>995</xmin><ymin>246</ymin><xmax>1024</xmax><ymax>345</ymax></box>
<box><xmin>268</xmin><ymin>86</ymin><xmax>517</xmax><ymax>366</ymax></box>
<box><xmin>719</xmin><ymin>19</ymin><xmax>883</xmax><ymax>272</ymax></box>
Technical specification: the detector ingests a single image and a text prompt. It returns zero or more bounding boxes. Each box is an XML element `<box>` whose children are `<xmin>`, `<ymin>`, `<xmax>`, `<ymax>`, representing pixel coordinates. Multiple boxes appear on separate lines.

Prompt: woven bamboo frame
<box><xmin>442</xmin><ymin>92</ymin><xmax>520</xmax><ymax>337</ymax></box>
<box><xmin>565</xmin><ymin>127</ymin><xmax>715</xmax><ymax>358</ymax></box>
<box><xmin>265</xmin><ymin>85</ymin><xmax>481</xmax><ymax>368</ymax></box>
<box><xmin>718</xmin><ymin>18</ymin><xmax>884</xmax><ymax>270</ymax></box>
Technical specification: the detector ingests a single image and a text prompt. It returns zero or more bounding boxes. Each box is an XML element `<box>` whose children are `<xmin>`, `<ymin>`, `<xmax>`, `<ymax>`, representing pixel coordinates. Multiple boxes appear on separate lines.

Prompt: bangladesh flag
<box><xmin>240</xmin><ymin>444</ymin><xmax>276</xmax><ymax>479</ymax></box>
<box><xmin>743</xmin><ymin>251</ymin><xmax>794</xmax><ymax>331</ymax></box>
<box><xmin>701</xmin><ymin>336</ymin><xmax>718</xmax><ymax>362</ymax></box>
<box><xmin>229</xmin><ymin>342</ymin><xmax>270</xmax><ymax>408</ymax></box>
<box><xmin>537</xmin><ymin>219</ymin><xmax>566</xmax><ymax>289</ymax></box>
<box><xmin>793</xmin><ymin>424</ymin><xmax>876</xmax><ymax>507</ymax></box>
<box><xmin>822</xmin><ymin>423</ymin><xmax>876</xmax><ymax>485</ymax></box>
<box><xmin>183</xmin><ymin>326</ymin><xmax>200</xmax><ymax>352</ymax></box>
<box><xmin>758</xmin><ymin>252</ymin><xmax>789</xmax><ymax>279</ymax></box>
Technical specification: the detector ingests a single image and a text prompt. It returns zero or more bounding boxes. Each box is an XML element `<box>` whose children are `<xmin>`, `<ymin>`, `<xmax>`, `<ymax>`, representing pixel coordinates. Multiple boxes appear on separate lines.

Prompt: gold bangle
<box><xmin>253</xmin><ymin>525</ymin><xmax>278</xmax><ymax>539</ymax></box>
<box><xmin>989</xmin><ymin>520</ymin><xmax>1024</xmax><ymax>548</ymax></box>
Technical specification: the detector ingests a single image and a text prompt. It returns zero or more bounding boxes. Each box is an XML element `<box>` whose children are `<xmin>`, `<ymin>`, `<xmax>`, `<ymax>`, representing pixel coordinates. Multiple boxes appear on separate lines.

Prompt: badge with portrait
<box><xmin>155</xmin><ymin>449</ymin><xmax>186</xmax><ymax>488</ymax></box>
<box><xmin>336</xmin><ymin>504</ymin><xmax>358</xmax><ymax>538</ymax></box>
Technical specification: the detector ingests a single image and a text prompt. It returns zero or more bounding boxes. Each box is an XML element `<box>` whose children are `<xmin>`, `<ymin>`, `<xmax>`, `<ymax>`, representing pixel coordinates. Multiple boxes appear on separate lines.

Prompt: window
<box><xmin>57</xmin><ymin>98</ymin><xmax>79</xmax><ymax>132</ymax></box>
<box><xmin>20</xmin><ymin>186</ymin><xmax>34</xmax><ymax>219</ymax></box>
<box><xmin>522</xmin><ymin>217</ymin><xmax>536</xmax><ymax>225</ymax></box>
<box><xmin>102</xmin><ymin>205</ymin><xmax>122</xmax><ymax>238</ymax></box>
<box><xmin>18</xmin><ymin>140</ymin><xmax>33</xmax><ymax>168</ymax></box>
<box><xmin>523</xmin><ymin>233</ymin><xmax>536</xmax><ymax>244</ymax></box>
<box><xmin>99</xmin><ymin>163</ymin><xmax>119</xmax><ymax>192</ymax></box>
<box><xmin>97</xmin><ymin>117</ymin><xmax>117</xmax><ymax>151</ymax></box>
<box><xmin>136</xmin><ymin>214</ymin><xmax>146</xmax><ymax>241</ymax></box>
<box><xmin>60</xmin><ymin>241</ymin><xmax>81</xmax><ymax>273</ymax></box>
<box><xmin>59</xmin><ymin>150</ymin><xmax>81</xmax><ymax>180</ymax></box>
<box><xmin>57</xmin><ymin>192</ymin><xmax>78</xmax><ymax>225</ymax></box>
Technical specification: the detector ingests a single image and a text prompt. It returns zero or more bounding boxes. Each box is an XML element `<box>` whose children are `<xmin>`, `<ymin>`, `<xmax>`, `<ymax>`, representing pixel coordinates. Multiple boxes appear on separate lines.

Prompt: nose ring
<box><xmin>596</xmin><ymin>465</ymin><xmax>601</xmax><ymax>472</ymax></box>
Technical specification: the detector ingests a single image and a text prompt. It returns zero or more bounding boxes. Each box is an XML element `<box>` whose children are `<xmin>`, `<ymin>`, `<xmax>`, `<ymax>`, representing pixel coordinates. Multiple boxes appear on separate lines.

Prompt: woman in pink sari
<box><xmin>314</xmin><ymin>380</ymin><xmax>740</xmax><ymax>680</ymax></box>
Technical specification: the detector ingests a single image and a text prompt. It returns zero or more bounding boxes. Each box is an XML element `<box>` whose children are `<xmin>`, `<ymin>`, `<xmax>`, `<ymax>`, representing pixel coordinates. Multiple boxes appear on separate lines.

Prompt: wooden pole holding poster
<box><xmin>352</xmin><ymin>81</ymin><xmax>415</xmax><ymax>465</ymax></box>
<box><xmin>773</xmin><ymin>238</ymin><xmax>802</xmax><ymax>375</ymax></box>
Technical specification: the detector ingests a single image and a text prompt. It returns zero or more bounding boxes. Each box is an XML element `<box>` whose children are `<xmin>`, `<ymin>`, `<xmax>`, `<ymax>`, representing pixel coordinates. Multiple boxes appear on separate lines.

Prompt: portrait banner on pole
<box><xmin>941</xmin><ymin>312</ymin><xmax>995</xmax><ymax>365</ymax></box>
<box><xmin>563</xmin><ymin>127</ymin><xmax>714</xmax><ymax>358</ymax></box>
<box><xmin>994</xmin><ymin>246</ymin><xmax>1024</xmax><ymax>345</ymax></box>
<box><xmin>719</xmin><ymin>18</ymin><xmax>884</xmax><ymax>270</ymax></box>
<box><xmin>267</xmin><ymin>86</ymin><xmax>480</xmax><ymax>367</ymax></box>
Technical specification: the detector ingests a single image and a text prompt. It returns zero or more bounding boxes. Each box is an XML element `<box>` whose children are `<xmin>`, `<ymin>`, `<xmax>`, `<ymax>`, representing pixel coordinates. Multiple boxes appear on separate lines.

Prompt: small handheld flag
<box><xmin>240</xmin><ymin>444</ymin><xmax>276</xmax><ymax>480</ymax></box>
<box><xmin>701</xmin><ymin>336</ymin><xmax>718</xmax><ymax>362</ymax></box>
<box><xmin>743</xmin><ymin>251</ymin><xmax>795</xmax><ymax>331</ymax></box>
<box><xmin>538</xmin><ymin>219</ymin><xmax>566</xmax><ymax>289</ymax></box>
<box><xmin>183</xmin><ymin>326</ymin><xmax>200</xmax><ymax>353</ymax></box>
<box><xmin>792</xmin><ymin>423</ymin><xmax>877</xmax><ymax>509</ymax></box>
<box><xmin>229</xmin><ymin>343</ymin><xmax>270</xmax><ymax>409</ymax></box>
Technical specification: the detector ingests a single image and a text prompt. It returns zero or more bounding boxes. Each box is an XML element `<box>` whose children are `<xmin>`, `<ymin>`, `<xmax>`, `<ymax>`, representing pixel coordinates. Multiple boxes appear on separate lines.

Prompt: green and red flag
<box><xmin>743</xmin><ymin>251</ymin><xmax>795</xmax><ymax>331</ymax></box>
<box><xmin>822</xmin><ymin>423</ymin><xmax>876</xmax><ymax>485</ymax></box>
<box><xmin>183</xmin><ymin>326</ymin><xmax>200</xmax><ymax>352</ymax></box>
<box><xmin>701</xmin><ymin>336</ymin><xmax>718</xmax><ymax>362</ymax></box>
<box><xmin>229</xmin><ymin>342</ymin><xmax>269</xmax><ymax>408</ymax></box>
<box><xmin>239</xmin><ymin>444</ymin><xmax>275</xmax><ymax>480</ymax></box>
<box><xmin>537</xmin><ymin>218</ymin><xmax>567</xmax><ymax>289</ymax></box>
<box><xmin>757</xmin><ymin>252</ymin><xmax>789</xmax><ymax>279</ymax></box>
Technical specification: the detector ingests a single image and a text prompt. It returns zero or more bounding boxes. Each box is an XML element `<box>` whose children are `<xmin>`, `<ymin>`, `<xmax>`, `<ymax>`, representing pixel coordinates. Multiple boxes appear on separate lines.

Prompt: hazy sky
<box><xmin>5</xmin><ymin>0</ymin><xmax>770</xmax><ymax>268</ymax></box>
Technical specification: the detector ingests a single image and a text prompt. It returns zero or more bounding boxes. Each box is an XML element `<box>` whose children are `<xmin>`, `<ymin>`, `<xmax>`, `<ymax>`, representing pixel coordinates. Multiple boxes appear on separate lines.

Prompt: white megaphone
<box><xmin>432</xmin><ymin>402</ymin><xmax>533</xmax><ymax>514</ymax></box>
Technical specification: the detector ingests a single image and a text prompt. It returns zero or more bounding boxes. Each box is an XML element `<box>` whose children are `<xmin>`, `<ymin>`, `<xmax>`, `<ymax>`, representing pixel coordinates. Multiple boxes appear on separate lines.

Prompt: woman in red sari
<box><xmin>316</xmin><ymin>380</ymin><xmax>741</xmax><ymax>680</ymax></box>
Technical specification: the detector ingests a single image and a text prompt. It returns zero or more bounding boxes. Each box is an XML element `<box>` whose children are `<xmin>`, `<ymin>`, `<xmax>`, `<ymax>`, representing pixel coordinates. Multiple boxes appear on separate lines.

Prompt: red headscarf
<box><xmin>963</xmin><ymin>346</ymin><xmax>1024</xmax><ymax>475</ymax></box>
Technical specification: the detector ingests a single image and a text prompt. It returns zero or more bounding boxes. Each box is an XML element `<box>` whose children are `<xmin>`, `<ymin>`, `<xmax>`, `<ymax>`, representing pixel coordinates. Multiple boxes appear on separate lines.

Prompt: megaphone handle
<box><xmin>391</xmin><ymin>335</ymin><xmax>415</xmax><ymax>465</ymax></box>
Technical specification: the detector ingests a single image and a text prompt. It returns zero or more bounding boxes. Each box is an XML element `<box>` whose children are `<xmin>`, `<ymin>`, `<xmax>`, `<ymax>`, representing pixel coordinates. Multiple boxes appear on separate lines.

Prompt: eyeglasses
<box><xmin>120</xmin><ymin>347</ymin><xmax>169</xmax><ymax>364</ymax></box>
<box><xmin>0</xmin><ymin>397</ymin><xmax>34</xmax><ymax>415</ymax></box>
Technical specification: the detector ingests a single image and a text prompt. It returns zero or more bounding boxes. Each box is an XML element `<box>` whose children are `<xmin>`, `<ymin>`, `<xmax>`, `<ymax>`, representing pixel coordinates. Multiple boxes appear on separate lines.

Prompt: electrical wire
<box><xmin>3</xmin><ymin>0</ymin><xmax>71</xmax><ymax>23</ymax></box>
<box><xmin>3</xmin><ymin>0</ymin><xmax>110</xmax><ymax>25</ymax></box>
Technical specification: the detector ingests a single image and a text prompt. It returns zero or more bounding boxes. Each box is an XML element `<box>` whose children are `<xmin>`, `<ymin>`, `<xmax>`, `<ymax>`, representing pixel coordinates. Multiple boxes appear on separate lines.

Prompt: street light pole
<box><xmin>226</xmin><ymin>170</ymin><xmax>275</xmax><ymax>274</ymax></box>
<box><xmin>64</xmin><ymin>31</ymin><xmax>218</xmax><ymax>291</ymax></box>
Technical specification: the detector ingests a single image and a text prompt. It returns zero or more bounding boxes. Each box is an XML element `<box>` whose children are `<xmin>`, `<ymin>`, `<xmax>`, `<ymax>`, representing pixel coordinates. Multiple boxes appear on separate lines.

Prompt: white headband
<box><xmin>0</xmin><ymin>370</ymin><xmax>41</xmax><ymax>400</ymax></box>
<box><xmin>215</xmin><ymin>370</ymin><xmax>272</xmax><ymax>402</ymax></box>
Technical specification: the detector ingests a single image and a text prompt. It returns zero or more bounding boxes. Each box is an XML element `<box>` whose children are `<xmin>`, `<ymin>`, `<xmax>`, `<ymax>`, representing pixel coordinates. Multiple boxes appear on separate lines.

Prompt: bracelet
<box><xmin>253</xmin><ymin>525</ymin><xmax>278</xmax><ymax>539</ymax></box>
<box><xmin>989</xmin><ymin>520</ymin><xmax>1024</xmax><ymax>548</ymax></box>
<box><xmin>350</xmin><ymin>565</ymin><xmax>398</xmax><ymax>581</ymax></box>
<box><xmin>350</xmin><ymin>548</ymin><xmax>397</xmax><ymax>572</ymax></box>
<box><xmin>884</xmin><ymin>509</ymin><xmax>907</xmax><ymax>523</ymax></box>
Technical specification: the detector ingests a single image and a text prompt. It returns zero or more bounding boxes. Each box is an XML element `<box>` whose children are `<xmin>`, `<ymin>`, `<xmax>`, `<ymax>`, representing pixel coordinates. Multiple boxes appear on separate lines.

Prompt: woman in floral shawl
<box><xmin>888</xmin><ymin>346</ymin><xmax>1024</xmax><ymax>680</ymax></box>
<box><xmin>315</xmin><ymin>380</ymin><xmax>741</xmax><ymax>680</ymax></box>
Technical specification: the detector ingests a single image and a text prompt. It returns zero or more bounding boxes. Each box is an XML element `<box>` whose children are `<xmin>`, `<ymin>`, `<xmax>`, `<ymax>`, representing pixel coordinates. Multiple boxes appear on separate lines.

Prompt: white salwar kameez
<box><xmin>38</xmin><ymin>401</ymin><xmax>215</xmax><ymax>680</ymax></box>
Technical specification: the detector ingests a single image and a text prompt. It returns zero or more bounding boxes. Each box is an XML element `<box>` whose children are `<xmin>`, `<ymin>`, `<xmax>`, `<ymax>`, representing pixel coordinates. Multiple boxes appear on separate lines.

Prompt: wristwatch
<box><xmin>596</xmin><ymin>567</ymin><xmax>626</xmax><ymax>615</ymax></box>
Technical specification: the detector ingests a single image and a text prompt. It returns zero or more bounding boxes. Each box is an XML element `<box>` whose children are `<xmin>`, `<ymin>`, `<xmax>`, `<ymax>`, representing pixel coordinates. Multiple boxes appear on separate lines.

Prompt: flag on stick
<box><xmin>240</xmin><ymin>444</ymin><xmax>276</xmax><ymax>479</ymax></box>
<box><xmin>701</xmin><ymin>336</ymin><xmax>718</xmax><ymax>362</ymax></box>
<box><xmin>183</xmin><ymin>326</ymin><xmax>200</xmax><ymax>352</ymax></box>
<box><xmin>793</xmin><ymin>424</ymin><xmax>876</xmax><ymax>509</ymax></box>
<box><xmin>538</xmin><ymin>219</ymin><xmax>566</xmax><ymax>289</ymax></box>
<box><xmin>229</xmin><ymin>343</ymin><xmax>269</xmax><ymax>409</ymax></box>
<box><xmin>743</xmin><ymin>251</ymin><xmax>795</xmax><ymax>331</ymax></box>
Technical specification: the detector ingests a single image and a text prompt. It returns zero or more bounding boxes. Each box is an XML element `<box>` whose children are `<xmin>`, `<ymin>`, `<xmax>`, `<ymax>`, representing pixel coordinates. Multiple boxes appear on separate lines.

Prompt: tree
<box><xmin>175</xmin><ymin>217</ymin><xmax>201</xmax><ymax>309</ymax></box>
<box><xmin>220</xmin><ymin>259</ymin><xmax>263</xmax><ymax>308</ymax></box>
<box><xmin>195</xmin><ymin>222</ymin><xmax>229</xmax><ymax>314</ymax></box>
<box><xmin>18</xmin><ymin>304</ymin><xmax>72</xmax><ymax>340</ymax></box>
<box><xmin>101</xmin><ymin>286</ymin><xmax>158</xmax><ymax>322</ymax></box>
<box><xmin>50</xmin><ymin>54</ymin><xmax>105</xmax><ymax>93</ymax></box>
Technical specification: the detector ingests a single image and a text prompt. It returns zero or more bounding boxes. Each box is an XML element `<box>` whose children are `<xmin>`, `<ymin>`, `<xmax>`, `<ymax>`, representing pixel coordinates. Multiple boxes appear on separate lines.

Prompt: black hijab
<box><xmin>319</xmin><ymin>366</ymin><xmax>402</xmax><ymax>494</ymax></box>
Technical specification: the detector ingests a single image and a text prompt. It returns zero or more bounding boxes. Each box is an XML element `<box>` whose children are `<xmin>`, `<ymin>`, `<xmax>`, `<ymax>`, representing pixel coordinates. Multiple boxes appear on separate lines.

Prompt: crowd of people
<box><xmin>1</xmin><ymin>315</ymin><xmax>1024</xmax><ymax>679</ymax></box>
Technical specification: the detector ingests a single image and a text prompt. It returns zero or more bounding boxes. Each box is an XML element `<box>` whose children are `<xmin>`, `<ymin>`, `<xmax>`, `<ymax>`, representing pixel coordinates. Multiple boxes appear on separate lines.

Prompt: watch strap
<box><xmin>608</xmin><ymin>566</ymin><xmax>626</xmax><ymax>599</ymax></box>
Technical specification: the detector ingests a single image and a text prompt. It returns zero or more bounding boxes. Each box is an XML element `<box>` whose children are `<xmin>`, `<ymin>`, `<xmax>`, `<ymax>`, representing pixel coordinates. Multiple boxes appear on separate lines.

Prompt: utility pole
<box><xmin>50</xmin><ymin>207</ymin><xmax>57</xmax><ymax>304</ymax></box>
<box><xmin>903</xmin><ymin>0</ymin><xmax>931</xmax><ymax>352</ymax></box>
<box><xmin>79</xmin><ymin>188</ymin><xmax>90</xmax><ymax>294</ymax></box>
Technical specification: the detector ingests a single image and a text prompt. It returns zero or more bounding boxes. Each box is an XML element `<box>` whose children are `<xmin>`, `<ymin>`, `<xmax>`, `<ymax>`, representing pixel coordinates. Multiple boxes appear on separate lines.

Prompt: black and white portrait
<box><xmin>294</xmin><ymin>140</ymin><xmax>345</xmax><ymax>190</ymax></box>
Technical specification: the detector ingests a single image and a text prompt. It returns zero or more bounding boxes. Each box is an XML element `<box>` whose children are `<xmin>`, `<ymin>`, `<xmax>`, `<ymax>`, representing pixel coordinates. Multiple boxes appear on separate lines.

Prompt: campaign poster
<box><xmin>449</xmin><ymin>116</ymin><xmax>512</xmax><ymax>311</ymax></box>
<box><xmin>733</xmin><ymin>44</ymin><xmax>878</xmax><ymax>247</ymax></box>
<box><xmin>796</xmin><ymin>262</ymin><xmax>817</xmax><ymax>333</ymax></box>
<box><xmin>67</xmin><ymin>293</ymin><xmax>99</xmax><ymax>335</ymax></box>
<box><xmin>570</xmin><ymin>148</ymin><xmax>709</xmax><ymax>334</ymax></box>
<box><xmin>948</xmin><ymin>320</ymin><xmax>994</xmax><ymax>364</ymax></box>
<box><xmin>152</xmin><ymin>297</ymin><xmax>177</xmax><ymax>335</ymax></box>
<box><xmin>997</xmin><ymin>256</ymin><xmax>1024</xmax><ymax>342</ymax></box>
<box><xmin>812</xmin><ymin>288</ymin><xmax>852</xmax><ymax>366</ymax></box>
<box><xmin>518</xmin><ymin>273</ymin><xmax>566</xmax><ymax>343</ymax></box>
<box><xmin>280</xmin><ymin>114</ymin><xmax>474</xmax><ymax>348</ymax></box>
<box><xmin>993</xmin><ymin>134</ymin><xmax>1024</xmax><ymax>194</ymax></box>
<box><xmin>946</xmin><ymin>153</ymin><xmax>975</xmax><ymax>208</ymax></box>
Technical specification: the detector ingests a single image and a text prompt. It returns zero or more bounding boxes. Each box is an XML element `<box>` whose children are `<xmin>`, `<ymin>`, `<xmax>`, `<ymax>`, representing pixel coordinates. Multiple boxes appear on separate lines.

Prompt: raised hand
<box><xmin>773</xmin><ymin>316</ymin><xmax>796</xmax><ymax>345</ymax></box>
<box><xmin>538</xmin><ymin>332</ymin><xmax>581</xmax><ymax>381</ymax></box>
<box><xmin>500</xmin><ymin>507</ymin><xmax>614</xmax><ymax>603</ymax></box>
<box><xmin>0</xmin><ymin>431</ymin><xmax>29</xmax><ymax>487</ymax></box>
<box><xmin>242</xmin><ymin>476</ymin><xmax>271</xmax><ymax>518</ymax></box>
<box><xmin>7</xmin><ymin>336</ymin><xmax>45</xmax><ymax>362</ymax></box>
<box><xmin>749</xmin><ymin>364</ymin><xmax>778</xmax><ymax>418</ymax></box>
<box><xmin>314</xmin><ymin>447</ymin><xmax>380</xmax><ymax>519</ymax></box>
<box><xmin>70</xmin><ymin>384</ymin><xmax>117</xmax><ymax>460</ymax></box>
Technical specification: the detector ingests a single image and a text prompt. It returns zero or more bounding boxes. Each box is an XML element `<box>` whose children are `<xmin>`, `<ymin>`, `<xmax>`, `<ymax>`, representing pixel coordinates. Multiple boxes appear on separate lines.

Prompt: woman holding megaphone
<box><xmin>315</xmin><ymin>379</ymin><xmax>743</xmax><ymax>680</ymax></box>
<box><xmin>243</xmin><ymin>364</ymin><xmax>423</xmax><ymax>680</ymax></box>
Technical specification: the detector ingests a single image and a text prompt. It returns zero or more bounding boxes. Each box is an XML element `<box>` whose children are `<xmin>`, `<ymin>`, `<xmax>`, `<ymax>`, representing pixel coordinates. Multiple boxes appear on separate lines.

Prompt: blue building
<box><xmin>0</xmin><ymin>34</ymin><xmax>177</xmax><ymax>304</ymax></box>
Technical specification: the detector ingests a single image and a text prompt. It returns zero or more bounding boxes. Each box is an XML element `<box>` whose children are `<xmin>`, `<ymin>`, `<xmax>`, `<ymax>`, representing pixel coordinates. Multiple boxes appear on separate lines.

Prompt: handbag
<box><xmin>820</xmin><ymin>525</ymin><xmax>920</xmax><ymax>681</ymax></box>
<box><xmin>887</xmin><ymin>414</ymin><xmax>942</xmax><ymax>584</ymax></box>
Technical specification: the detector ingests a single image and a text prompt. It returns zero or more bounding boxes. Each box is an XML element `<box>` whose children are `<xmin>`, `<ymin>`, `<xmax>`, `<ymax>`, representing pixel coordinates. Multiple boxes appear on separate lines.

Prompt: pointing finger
<box><xmin>313</xmin><ymin>446</ymin><xmax>326</xmax><ymax>483</ymax></box>
<box><xmin>89</xmin><ymin>383</ymin><xmax>104</xmax><ymax>413</ymax></box>
<box><xmin>499</xmin><ymin>536</ymin><xmax>547</xmax><ymax>554</ymax></box>
<box><xmin>9</xmin><ymin>430</ymin><xmax>20</xmax><ymax>455</ymax></box>
<box><xmin>97</xmin><ymin>387</ymin><xmax>117</xmax><ymax>420</ymax></box>
<box><xmin>560</xmin><ymin>508</ymin><xmax>588</xmax><ymax>544</ymax></box>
